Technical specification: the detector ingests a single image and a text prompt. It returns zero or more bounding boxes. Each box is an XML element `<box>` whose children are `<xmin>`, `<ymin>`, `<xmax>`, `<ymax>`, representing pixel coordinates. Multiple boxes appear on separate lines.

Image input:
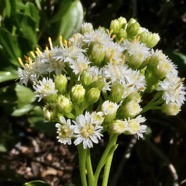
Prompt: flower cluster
<box><xmin>18</xmin><ymin>17</ymin><xmax>186</xmax><ymax>149</ymax></box>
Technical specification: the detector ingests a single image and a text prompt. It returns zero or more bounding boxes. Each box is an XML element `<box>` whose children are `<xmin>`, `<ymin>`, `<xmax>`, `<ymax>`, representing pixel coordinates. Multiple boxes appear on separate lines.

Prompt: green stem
<box><xmin>102</xmin><ymin>147</ymin><xmax>115</xmax><ymax>186</ymax></box>
<box><xmin>77</xmin><ymin>145</ymin><xmax>88</xmax><ymax>186</ymax></box>
<box><xmin>86</xmin><ymin>148</ymin><xmax>95</xmax><ymax>186</ymax></box>
<box><xmin>94</xmin><ymin>134</ymin><xmax>118</xmax><ymax>185</ymax></box>
<box><xmin>141</xmin><ymin>93</ymin><xmax>163</xmax><ymax>114</ymax></box>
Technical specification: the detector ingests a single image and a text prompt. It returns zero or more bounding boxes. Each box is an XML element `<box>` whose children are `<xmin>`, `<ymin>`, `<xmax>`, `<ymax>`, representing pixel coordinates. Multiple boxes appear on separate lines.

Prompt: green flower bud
<box><xmin>121</xmin><ymin>100</ymin><xmax>142</xmax><ymax>118</ymax></box>
<box><xmin>43</xmin><ymin>104</ymin><xmax>57</xmax><ymax>121</ymax></box>
<box><xmin>118</xmin><ymin>29</ymin><xmax>127</xmax><ymax>39</ymax></box>
<box><xmin>90</xmin><ymin>43</ymin><xmax>106</xmax><ymax>66</ymax></box>
<box><xmin>43</xmin><ymin>93</ymin><xmax>58</xmax><ymax>103</ymax></box>
<box><xmin>110</xmin><ymin>82</ymin><xmax>124</xmax><ymax>103</ymax></box>
<box><xmin>71</xmin><ymin>84</ymin><xmax>85</xmax><ymax>105</ymax></box>
<box><xmin>86</xmin><ymin>87</ymin><xmax>100</xmax><ymax>104</ymax></box>
<box><xmin>161</xmin><ymin>102</ymin><xmax>180</xmax><ymax>116</ymax></box>
<box><xmin>140</xmin><ymin>32</ymin><xmax>160</xmax><ymax>48</ymax></box>
<box><xmin>80</xmin><ymin>23</ymin><xmax>94</xmax><ymax>34</ymax></box>
<box><xmin>54</xmin><ymin>74</ymin><xmax>68</xmax><ymax>94</ymax></box>
<box><xmin>118</xmin><ymin>17</ymin><xmax>127</xmax><ymax>29</ymax></box>
<box><xmin>125</xmin><ymin>92</ymin><xmax>142</xmax><ymax>103</ymax></box>
<box><xmin>110</xmin><ymin>19</ymin><xmax>120</xmax><ymax>34</ymax></box>
<box><xmin>126</xmin><ymin>18</ymin><xmax>140</xmax><ymax>36</ymax></box>
<box><xmin>80</xmin><ymin>70</ymin><xmax>92</xmax><ymax>87</ymax></box>
<box><xmin>57</xmin><ymin>95</ymin><xmax>72</xmax><ymax>114</ymax></box>
<box><xmin>110</xmin><ymin>119</ymin><xmax>128</xmax><ymax>134</ymax></box>
<box><xmin>147</xmin><ymin>51</ymin><xmax>172</xmax><ymax>79</ymax></box>
<box><xmin>102</xmin><ymin>101</ymin><xmax>119</xmax><ymax>122</ymax></box>
<box><xmin>128</xmin><ymin>54</ymin><xmax>144</xmax><ymax>69</ymax></box>
<box><xmin>91</xmin><ymin>78</ymin><xmax>105</xmax><ymax>91</ymax></box>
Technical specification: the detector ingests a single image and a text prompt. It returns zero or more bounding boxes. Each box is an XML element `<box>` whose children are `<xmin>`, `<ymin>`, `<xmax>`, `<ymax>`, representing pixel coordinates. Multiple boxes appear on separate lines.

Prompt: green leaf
<box><xmin>24</xmin><ymin>2</ymin><xmax>40</xmax><ymax>23</ymax></box>
<box><xmin>24</xmin><ymin>180</ymin><xmax>51</xmax><ymax>186</ymax></box>
<box><xmin>49</xmin><ymin>0</ymin><xmax>84</xmax><ymax>42</ymax></box>
<box><xmin>0</xmin><ymin>28</ymin><xmax>21</xmax><ymax>66</ymax></box>
<box><xmin>15</xmin><ymin>84</ymin><xmax>36</xmax><ymax>106</ymax></box>
<box><xmin>168</xmin><ymin>52</ymin><xmax>186</xmax><ymax>74</ymax></box>
<box><xmin>11</xmin><ymin>104</ymin><xmax>34</xmax><ymax>117</ymax></box>
<box><xmin>10</xmin><ymin>84</ymin><xmax>36</xmax><ymax>116</ymax></box>
<box><xmin>20</xmin><ymin>16</ymin><xmax>38</xmax><ymax>48</ymax></box>
<box><xmin>0</xmin><ymin>69</ymin><xmax>18</xmax><ymax>83</ymax></box>
<box><xmin>1</xmin><ymin>0</ymin><xmax>11</xmax><ymax>18</ymax></box>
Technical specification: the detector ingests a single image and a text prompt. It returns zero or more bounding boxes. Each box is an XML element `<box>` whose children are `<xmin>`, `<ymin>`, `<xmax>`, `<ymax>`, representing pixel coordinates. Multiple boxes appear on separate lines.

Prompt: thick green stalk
<box><xmin>94</xmin><ymin>134</ymin><xmax>118</xmax><ymax>185</ymax></box>
<box><xmin>102</xmin><ymin>144</ymin><xmax>117</xmax><ymax>186</ymax></box>
<box><xmin>77</xmin><ymin>145</ymin><xmax>88</xmax><ymax>186</ymax></box>
<box><xmin>86</xmin><ymin>149</ymin><xmax>95</xmax><ymax>186</ymax></box>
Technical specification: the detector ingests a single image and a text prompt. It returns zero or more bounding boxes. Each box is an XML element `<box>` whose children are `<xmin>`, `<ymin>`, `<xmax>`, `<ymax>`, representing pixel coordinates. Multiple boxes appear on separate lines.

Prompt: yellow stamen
<box><xmin>112</xmin><ymin>34</ymin><xmax>116</xmax><ymax>39</ymax></box>
<box><xmin>68</xmin><ymin>40</ymin><xmax>71</xmax><ymax>46</ymax></box>
<box><xmin>109</xmin><ymin>29</ymin><xmax>114</xmax><ymax>36</ymax></box>
<box><xmin>36</xmin><ymin>47</ymin><xmax>42</xmax><ymax>55</ymax></box>
<box><xmin>59</xmin><ymin>36</ymin><xmax>63</xmax><ymax>47</ymax></box>
<box><xmin>118</xmin><ymin>37</ymin><xmax>124</xmax><ymax>43</ymax></box>
<box><xmin>18</xmin><ymin>57</ymin><xmax>24</xmax><ymax>67</ymax></box>
<box><xmin>48</xmin><ymin>37</ymin><xmax>53</xmax><ymax>49</ymax></box>
<box><xmin>48</xmin><ymin>52</ymin><xmax>52</xmax><ymax>60</ymax></box>
<box><xmin>64</xmin><ymin>40</ymin><xmax>68</xmax><ymax>48</ymax></box>
<box><xmin>30</xmin><ymin>51</ymin><xmax>36</xmax><ymax>58</ymax></box>
<box><xmin>45</xmin><ymin>46</ymin><xmax>49</xmax><ymax>51</ymax></box>
<box><xmin>121</xmin><ymin>55</ymin><xmax>125</xmax><ymax>64</ymax></box>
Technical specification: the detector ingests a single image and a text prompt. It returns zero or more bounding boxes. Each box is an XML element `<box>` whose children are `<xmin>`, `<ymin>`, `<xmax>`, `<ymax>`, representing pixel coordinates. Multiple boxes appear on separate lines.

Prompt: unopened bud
<box><xmin>140</xmin><ymin>32</ymin><xmax>160</xmax><ymax>48</ymax></box>
<box><xmin>118</xmin><ymin>29</ymin><xmax>127</xmax><ymax>39</ymax></box>
<box><xmin>118</xmin><ymin>17</ymin><xmax>127</xmax><ymax>29</ymax></box>
<box><xmin>121</xmin><ymin>100</ymin><xmax>142</xmax><ymax>118</ymax></box>
<box><xmin>80</xmin><ymin>70</ymin><xmax>92</xmax><ymax>87</ymax></box>
<box><xmin>80</xmin><ymin>23</ymin><xmax>94</xmax><ymax>34</ymax></box>
<box><xmin>127</xmin><ymin>18</ymin><xmax>140</xmax><ymax>36</ymax></box>
<box><xmin>161</xmin><ymin>102</ymin><xmax>180</xmax><ymax>116</ymax></box>
<box><xmin>86</xmin><ymin>87</ymin><xmax>100</xmax><ymax>104</ymax></box>
<box><xmin>90</xmin><ymin>43</ymin><xmax>106</xmax><ymax>66</ymax></box>
<box><xmin>110</xmin><ymin>119</ymin><xmax>128</xmax><ymax>134</ymax></box>
<box><xmin>110</xmin><ymin>19</ymin><xmax>120</xmax><ymax>34</ymax></box>
<box><xmin>43</xmin><ymin>104</ymin><xmax>57</xmax><ymax>121</ymax></box>
<box><xmin>71</xmin><ymin>84</ymin><xmax>85</xmax><ymax>105</ymax></box>
<box><xmin>110</xmin><ymin>82</ymin><xmax>124</xmax><ymax>103</ymax></box>
<box><xmin>54</xmin><ymin>74</ymin><xmax>68</xmax><ymax>94</ymax></box>
<box><xmin>57</xmin><ymin>95</ymin><xmax>72</xmax><ymax>114</ymax></box>
<box><xmin>102</xmin><ymin>101</ymin><xmax>119</xmax><ymax>122</ymax></box>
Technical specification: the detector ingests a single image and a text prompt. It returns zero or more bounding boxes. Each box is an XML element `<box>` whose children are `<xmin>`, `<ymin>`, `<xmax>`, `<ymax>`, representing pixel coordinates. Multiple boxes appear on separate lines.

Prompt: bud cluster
<box><xmin>18</xmin><ymin>17</ymin><xmax>186</xmax><ymax>148</ymax></box>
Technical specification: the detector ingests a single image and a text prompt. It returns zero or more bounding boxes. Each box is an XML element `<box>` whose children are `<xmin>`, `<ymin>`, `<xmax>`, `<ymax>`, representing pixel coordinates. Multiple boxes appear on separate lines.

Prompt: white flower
<box><xmin>46</xmin><ymin>47</ymin><xmax>66</xmax><ymax>74</ymax></box>
<box><xmin>157</xmin><ymin>74</ymin><xmax>186</xmax><ymax>106</ymax></box>
<box><xmin>101</xmin><ymin>100</ymin><xmax>119</xmax><ymax>116</ymax></box>
<box><xmin>80</xmin><ymin>22</ymin><xmax>94</xmax><ymax>33</ymax></box>
<box><xmin>34</xmin><ymin>77</ymin><xmax>58</xmax><ymax>101</ymax></box>
<box><xmin>105</xmin><ymin>41</ymin><xmax>124</xmax><ymax>64</ymax></box>
<box><xmin>102</xmin><ymin>64</ymin><xmax>146</xmax><ymax>97</ymax></box>
<box><xmin>126</xmin><ymin>115</ymin><xmax>147</xmax><ymax>139</ymax></box>
<box><xmin>55</xmin><ymin>116</ymin><xmax>74</xmax><ymax>145</ymax></box>
<box><xmin>83</xmin><ymin>29</ymin><xmax>112</xmax><ymax>46</ymax></box>
<box><xmin>111</xmin><ymin>119</ymin><xmax>128</xmax><ymax>134</ymax></box>
<box><xmin>68</xmin><ymin>54</ymin><xmax>91</xmax><ymax>75</ymax></box>
<box><xmin>102</xmin><ymin>63</ymin><xmax>130</xmax><ymax>85</ymax></box>
<box><xmin>122</xmin><ymin>40</ymin><xmax>150</xmax><ymax>60</ymax></box>
<box><xmin>73</xmin><ymin>112</ymin><xmax>103</xmax><ymax>149</ymax></box>
<box><xmin>18</xmin><ymin>66</ymin><xmax>37</xmax><ymax>85</ymax></box>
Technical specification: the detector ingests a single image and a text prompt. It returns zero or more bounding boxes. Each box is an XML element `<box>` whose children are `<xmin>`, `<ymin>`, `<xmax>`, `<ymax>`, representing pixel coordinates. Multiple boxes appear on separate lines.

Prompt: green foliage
<box><xmin>0</xmin><ymin>0</ymin><xmax>84</xmax><ymax>117</ymax></box>
<box><xmin>24</xmin><ymin>180</ymin><xmax>51</xmax><ymax>186</ymax></box>
<box><xmin>0</xmin><ymin>0</ymin><xmax>84</xmax><ymax>175</ymax></box>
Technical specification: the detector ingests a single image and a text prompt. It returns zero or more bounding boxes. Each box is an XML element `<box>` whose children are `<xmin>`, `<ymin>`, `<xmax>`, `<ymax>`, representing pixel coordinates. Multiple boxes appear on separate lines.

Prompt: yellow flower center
<box><xmin>81</xmin><ymin>124</ymin><xmax>94</xmax><ymax>138</ymax></box>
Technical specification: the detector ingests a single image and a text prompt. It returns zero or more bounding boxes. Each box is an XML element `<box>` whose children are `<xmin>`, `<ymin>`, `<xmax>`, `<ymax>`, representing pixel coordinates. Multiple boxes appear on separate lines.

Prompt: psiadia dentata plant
<box><xmin>18</xmin><ymin>17</ymin><xmax>186</xmax><ymax>186</ymax></box>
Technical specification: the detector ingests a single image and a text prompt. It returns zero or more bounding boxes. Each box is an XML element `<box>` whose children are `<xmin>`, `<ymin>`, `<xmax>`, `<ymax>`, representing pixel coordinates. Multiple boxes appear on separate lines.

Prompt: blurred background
<box><xmin>0</xmin><ymin>0</ymin><xmax>186</xmax><ymax>185</ymax></box>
